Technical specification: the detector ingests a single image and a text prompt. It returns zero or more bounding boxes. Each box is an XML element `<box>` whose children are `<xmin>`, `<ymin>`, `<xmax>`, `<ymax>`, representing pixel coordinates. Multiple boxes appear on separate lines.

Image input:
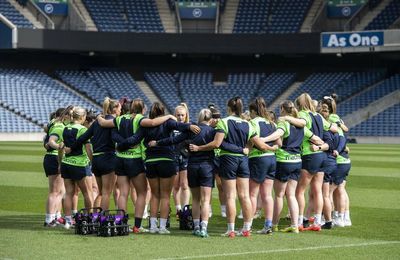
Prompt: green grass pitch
<box><xmin>0</xmin><ymin>142</ymin><xmax>399</xmax><ymax>259</ymax></box>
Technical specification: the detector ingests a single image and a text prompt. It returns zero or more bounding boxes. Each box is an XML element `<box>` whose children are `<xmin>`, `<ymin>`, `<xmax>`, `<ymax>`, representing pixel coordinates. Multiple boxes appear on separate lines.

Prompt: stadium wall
<box><xmin>16</xmin><ymin>29</ymin><xmax>320</xmax><ymax>54</ymax></box>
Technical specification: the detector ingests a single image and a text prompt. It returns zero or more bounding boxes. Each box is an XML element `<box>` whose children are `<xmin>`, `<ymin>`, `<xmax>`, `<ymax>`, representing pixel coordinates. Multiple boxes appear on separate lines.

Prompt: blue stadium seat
<box><xmin>0</xmin><ymin>0</ymin><xmax>33</xmax><ymax>28</ymax></box>
<box><xmin>83</xmin><ymin>0</ymin><xmax>165</xmax><ymax>33</ymax></box>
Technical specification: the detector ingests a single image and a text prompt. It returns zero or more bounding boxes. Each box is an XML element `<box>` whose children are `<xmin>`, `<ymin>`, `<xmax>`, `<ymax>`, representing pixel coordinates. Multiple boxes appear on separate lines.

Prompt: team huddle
<box><xmin>42</xmin><ymin>92</ymin><xmax>352</xmax><ymax>238</ymax></box>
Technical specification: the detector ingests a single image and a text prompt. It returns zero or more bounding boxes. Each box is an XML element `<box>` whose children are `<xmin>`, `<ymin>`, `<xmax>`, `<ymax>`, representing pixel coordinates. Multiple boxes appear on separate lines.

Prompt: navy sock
<box><xmin>135</xmin><ymin>217</ymin><xmax>142</xmax><ymax>228</ymax></box>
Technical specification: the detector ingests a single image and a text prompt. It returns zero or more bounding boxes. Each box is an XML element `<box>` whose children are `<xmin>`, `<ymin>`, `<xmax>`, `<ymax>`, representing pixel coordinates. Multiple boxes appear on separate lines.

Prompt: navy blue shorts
<box><xmin>213</xmin><ymin>156</ymin><xmax>220</xmax><ymax>169</ymax></box>
<box><xmin>302</xmin><ymin>152</ymin><xmax>327</xmax><ymax>174</ymax></box>
<box><xmin>92</xmin><ymin>152</ymin><xmax>116</xmax><ymax>177</ymax></box>
<box><xmin>331</xmin><ymin>163</ymin><xmax>351</xmax><ymax>185</ymax></box>
<box><xmin>249</xmin><ymin>156</ymin><xmax>276</xmax><ymax>183</ymax></box>
<box><xmin>61</xmin><ymin>163</ymin><xmax>89</xmax><ymax>181</ymax></box>
<box><xmin>43</xmin><ymin>154</ymin><xmax>59</xmax><ymax>177</ymax></box>
<box><xmin>219</xmin><ymin>155</ymin><xmax>250</xmax><ymax>180</ymax></box>
<box><xmin>115</xmin><ymin>157</ymin><xmax>145</xmax><ymax>178</ymax></box>
<box><xmin>322</xmin><ymin>155</ymin><xmax>337</xmax><ymax>183</ymax></box>
<box><xmin>146</xmin><ymin>160</ymin><xmax>177</xmax><ymax>179</ymax></box>
<box><xmin>275</xmin><ymin>162</ymin><xmax>302</xmax><ymax>182</ymax></box>
<box><xmin>187</xmin><ymin>161</ymin><xmax>215</xmax><ymax>188</ymax></box>
<box><xmin>175</xmin><ymin>156</ymin><xmax>188</xmax><ymax>172</ymax></box>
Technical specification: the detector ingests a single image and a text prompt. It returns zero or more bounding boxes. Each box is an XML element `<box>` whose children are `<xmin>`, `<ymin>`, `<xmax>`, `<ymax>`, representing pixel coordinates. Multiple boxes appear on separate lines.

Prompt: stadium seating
<box><xmin>0</xmin><ymin>105</ymin><xmax>42</xmax><ymax>132</ymax></box>
<box><xmin>88</xmin><ymin>69</ymin><xmax>151</xmax><ymax>110</ymax></box>
<box><xmin>287</xmin><ymin>71</ymin><xmax>385</xmax><ymax>107</ymax></box>
<box><xmin>56</xmin><ymin>70</ymin><xmax>110</xmax><ymax>105</ymax></box>
<box><xmin>57</xmin><ymin>69</ymin><xmax>151</xmax><ymax>110</ymax></box>
<box><xmin>179</xmin><ymin>72</ymin><xmax>268</xmax><ymax>119</ymax></box>
<box><xmin>83</xmin><ymin>0</ymin><xmax>164</xmax><ymax>32</ymax></box>
<box><xmin>233</xmin><ymin>0</ymin><xmax>312</xmax><ymax>34</ymax></box>
<box><xmin>365</xmin><ymin>0</ymin><xmax>400</xmax><ymax>30</ymax></box>
<box><xmin>145</xmin><ymin>71</ymin><xmax>300</xmax><ymax>119</ymax></box>
<box><xmin>256</xmin><ymin>72</ymin><xmax>296</xmax><ymax>105</ymax></box>
<box><xmin>0</xmin><ymin>69</ymin><xmax>97</xmax><ymax>126</ymax></box>
<box><xmin>0</xmin><ymin>0</ymin><xmax>33</xmax><ymax>28</ymax></box>
<box><xmin>337</xmin><ymin>74</ymin><xmax>400</xmax><ymax>117</ymax></box>
<box><xmin>144</xmin><ymin>72</ymin><xmax>181</xmax><ymax>113</ymax></box>
<box><xmin>349</xmin><ymin>104</ymin><xmax>400</xmax><ymax>136</ymax></box>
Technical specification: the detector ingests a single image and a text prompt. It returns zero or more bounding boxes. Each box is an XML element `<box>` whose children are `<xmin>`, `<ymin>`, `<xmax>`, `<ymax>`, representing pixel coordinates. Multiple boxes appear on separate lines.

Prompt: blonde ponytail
<box><xmin>103</xmin><ymin>97</ymin><xmax>111</xmax><ymax>115</ymax></box>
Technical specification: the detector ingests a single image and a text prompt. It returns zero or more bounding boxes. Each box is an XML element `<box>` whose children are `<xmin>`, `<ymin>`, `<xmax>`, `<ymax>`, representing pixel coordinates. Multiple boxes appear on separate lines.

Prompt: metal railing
<box><xmin>68</xmin><ymin>0</ymin><xmax>88</xmax><ymax>31</ymax></box>
<box><xmin>0</xmin><ymin>14</ymin><xmax>17</xmax><ymax>48</ymax></box>
<box><xmin>310</xmin><ymin>0</ymin><xmax>327</xmax><ymax>32</ymax></box>
<box><xmin>174</xmin><ymin>1</ymin><xmax>182</xmax><ymax>33</ymax></box>
<box><xmin>343</xmin><ymin>3</ymin><xmax>370</xmax><ymax>31</ymax></box>
<box><xmin>27</xmin><ymin>0</ymin><xmax>54</xmax><ymax>29</ymax></box>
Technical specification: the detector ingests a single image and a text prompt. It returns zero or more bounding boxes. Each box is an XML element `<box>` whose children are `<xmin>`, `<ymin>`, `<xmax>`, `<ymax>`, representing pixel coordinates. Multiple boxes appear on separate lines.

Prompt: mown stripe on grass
<box><xmin>0</xmin><ymin>145</ymin><xmax>45</xmax><ymax>152</ymax></box>
<box><xmin>155</xmin><ymin>241</ymin><xmax>400</xmax><ymax>260</ymax></box>
<box><xmin>350</xmin><ymin>160</ymin><xmax>399</xmax><ymax>169</ymax></box>
<box><xmin>0</xmin><ymin>186</ymin><xmax>48</xmax><ymax>213</ymax></box>
<box><xmin>351</xmin><ymin>150</ymin><xmax>400</xmax><ymax>156</ymax></box>
<box><xmin>0</xmin><ymin>155</ymin><xmax>43</xmax><ymax>163</ymax></box>
<box><xmin>350</xmin><ymin>167</ymin><xmax>400</xmax><ymax>178</ymax></box>
<box><xmin>0</xmin><ymin>141</ymin><xmax>43</xmax><ymax>147</ymax></box>
<box><xmin>347</xmin><ymin>175</ymin><xmax>400</xmax><ymax>191</ymax></box>
<box><xmin>348</xmin><ymin>188</ymin><xmax>400</xmax><ymax>209</ymax></box>
<box><xmin>0</xmin><ymin>150</ymin><xmax>45</xmax><ymax>157</ymax></box>
<box><xmin>349</xmin><ymin>155</ymin><xmax>400</xmax><ymax>163</ymax></box>
<box><xmin>0</xmin><ymin>170</ymin><xmax>47</xmax><ymax>188</ymax></box>
<box><xmin>0</xmin><ymin>161</ymin><xmax>43</xmax><ymax>173</ymax></box>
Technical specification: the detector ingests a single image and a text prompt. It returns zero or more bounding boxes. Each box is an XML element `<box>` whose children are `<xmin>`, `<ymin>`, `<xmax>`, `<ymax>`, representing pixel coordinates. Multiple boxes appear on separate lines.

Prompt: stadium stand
<box><xmin>337</xmin><ymin>74</ymin><xmax>400</xmax><ymax>117</ymax></box>
<box><xmin>233</xmin><ymin>0</ymin><xmax>312</xmax><ymax>33</ymax></box>
<box><xmin>83</xmin><ymin>0</ymin><xmax>164</xmax><ymax>32</ymax></box>
<box><xmin>56</xmin><ymin>70</ymin><xmax>111</xmax><ymax>105</ymax></box>
<box><xmin>179</xmin><ymin>72</ymin><xmax>267</xmax><ymax>119</ymax></box>
<box><xmin>57</xmin><ymin>69</ymin><xmax>151</xmax><ymax>110</ymax></box>
<box><xmin>0</xmin><ymin>69</ymin><xmax>97</xmax><ymax>126</ymax></box>
<box><xmin>287</xmin><ymin>71</ymin><xmax>385</xmax><ymax>106</ymax></box>
<box><xmin>0</xmin><ymin>105</ymin><xmax>42</xmax><ymax>132</ymax></box>
<box><xmin>145</xmin><ymin>72</ymin><xmax>299</xmax><ymax>119</ymax></box>
<box><xmin>0</xmin><ymin>0</ymin><xmax>33</xmax><ymax>28</ymax></box>
<box><xmin>350</xmin><ymin>104</ymin><xmax>400</xmax><ymax>136</ymax></box>
<box><xmin>256</xmin><ymin>72</ymin><xmax>296</xmax><ymax>105</ymax></box>
<box><xmin>144</xmin><ymin>72</ymin><xmax>181</xmax><ymax>113</ymax></box>
<box><xmin>365</xmin><ymin>0</ymin><xmax>400</xmax><ymax>30</ymax></box>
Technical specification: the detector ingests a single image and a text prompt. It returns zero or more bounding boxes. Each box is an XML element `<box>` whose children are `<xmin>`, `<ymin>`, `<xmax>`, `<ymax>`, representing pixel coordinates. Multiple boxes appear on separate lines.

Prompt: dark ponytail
<box><xmin>249</xmin><ymin>97</ymin><xmax>272</xmax><ymax>122</ymax></box>
<box><xmin>227</xmin><ymin>96</ymin><xmax>243</xmax><ymax>116</ymax></box>
<box><xmin>149</xmin><ymin>102</ymin><xmax>165</xmax><ymax>119</ymax></box>
<box><xmin>131</xmin><ymin>98</ymin><xmax>145</xmax><ymax>114</ymax></box>
<box><xmin>280</xmin><ymin>100</ymin><xmax>299</xmax><ymax>118</ymax></box>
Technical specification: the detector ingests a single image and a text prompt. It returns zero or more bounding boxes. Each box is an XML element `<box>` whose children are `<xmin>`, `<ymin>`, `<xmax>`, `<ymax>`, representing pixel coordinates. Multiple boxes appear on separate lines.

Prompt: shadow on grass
<box><xmin>0</xmin><ymin>214</ymin><xmax>73</xmax><ymax>235</ymax></box>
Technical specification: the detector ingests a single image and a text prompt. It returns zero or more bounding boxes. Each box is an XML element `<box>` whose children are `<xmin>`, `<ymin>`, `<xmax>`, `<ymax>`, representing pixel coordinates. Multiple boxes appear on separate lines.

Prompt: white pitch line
<box><xmin>155</xmin><ymin>241</ymin><xmax>400</xmax><ymax>260</ymax></box>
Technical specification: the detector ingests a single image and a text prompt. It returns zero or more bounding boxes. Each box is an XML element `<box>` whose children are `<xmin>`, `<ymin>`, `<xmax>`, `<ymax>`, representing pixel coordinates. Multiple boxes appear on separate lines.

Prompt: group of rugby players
<box><xmin>42</xmin><ymin>92</ymin><xmax>352</xmax><ymax>238</ymax></box>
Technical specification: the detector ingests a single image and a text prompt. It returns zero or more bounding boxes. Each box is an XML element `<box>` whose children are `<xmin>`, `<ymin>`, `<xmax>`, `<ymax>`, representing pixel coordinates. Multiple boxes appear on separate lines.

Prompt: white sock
<box><xmin>144</xmin><ymin>204</ymin><xmax>148</xmax><ymax>213</ymax></box>
<box><xmin>221</xmin><ymin>205</ymin><xmax>226</xmax><ymax>212</ymax></box>
<box><xmin>193</xmin><ymin>219</ymin><xmax>200</xmax><ymax>229</ymax></box>
<box><xmin>314</xmin><ymin>214</ymin><xmax>322</xmax><ymax>225</ymax></box>
<box><xmin>45</xmin><ymin>214</ymin><xmax>53</xmax><ymax>224</ymax></box>
<box><xmin>160</xmin><ymin>218</ymin><xmax>168</xmax><ymax>229</ymax></box>
<box><xmin>55</xmin><ymin>212</ymin><xmax>62</xmax><ymax>219</ymax></box>
<box><xmin>243</xmin><ymin>222</ymin><xmax>252</xmax><ymax>231</ymax></box>
<box><xmin>298</xmin><ymin>215</ymin><xmax>304</xmax><ymax>225</ymax></box>
<box><xmin>65</xmin><ymin>215</ymin><xmax>72</xmax><ymax>224</ymax></box>
<box><xmin>344</xmin><ymin>210</ymin><xmax>350</xmax><ymax>220</ymax></box>
<box><xmin>227</xmin><ymin>223</ymin><xmax>235</xmax><ymax>232</ymax></box>
<box><xmin>333</xmin><ymin>210</ymin><xmax>339</xmax><ymax>218</ymax></box>
<box><xmin>72</xmin><ymin>210</ymin><xmax>78</xmax><ymax>215</ymax></box>
<box><xmin>175</xmin><ymin>205</ymin><xmax>181</xmax><ymax>211</ymax></box>
<box><xmin>338</xmin><ymin>213</ymin><xmax>344</xmax><ymax>221</ymax></box>
<box><xmin>150</xmin><ymin>217</ymin><xmax>157</xmax><ymax>229</ymax></box>
<box><xmin>201</xmin><ymin>221</ymin><xmax>208</xmax><ymax>231</ymax></box>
